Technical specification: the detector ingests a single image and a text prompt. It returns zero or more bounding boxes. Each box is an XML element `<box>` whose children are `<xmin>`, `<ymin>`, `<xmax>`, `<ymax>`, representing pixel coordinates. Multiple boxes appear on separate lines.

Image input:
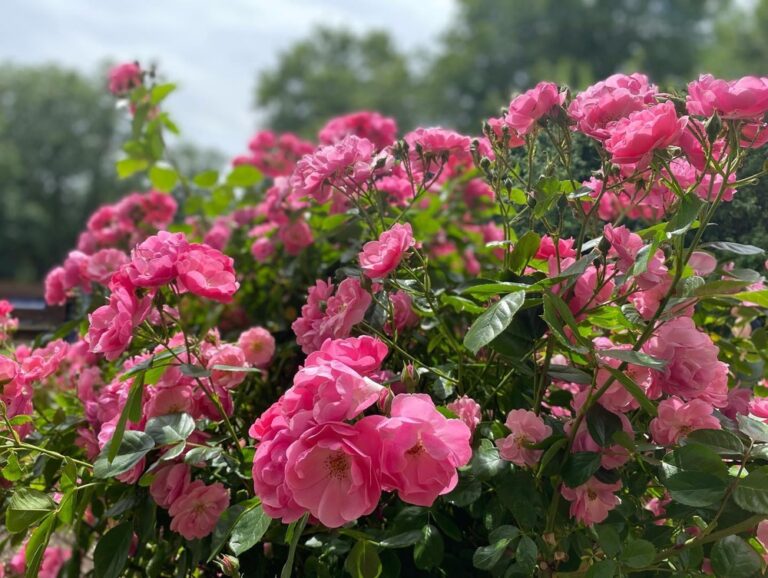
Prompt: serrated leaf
<box><xmin>703</xmin><ymin>242</ymin><xmax>765</xmax><ymax>256</ymax></box>
<box><xmin>621</xmin><ymin>539</ymin><xmax>656</xmax><ymax>569</ymax></box>
<box><xmin>473</xmin><ymin>539</ymin><xmax>511</xmax><ymax>570</ymax></box>
<box><xmin>683</xmin><ymin>429</ymin><xmax>744</xmax><ymax>455</ymax></box>
<box><xmin>145</xmin><ymin>413</ymin><xmax>195</xmax><ymax>446</ymax></box>
<box><xmin>710</xmin><ymin>535</ymin><xmax>761</xmax><ymax>578</ymax></box>
<box><xmin>229</xmin><ymin>504</ymin><xmax>271</xmax><ymax>556</ymax></box>
<box><xmin>733</xmin><ymin>467</ymin><xmax>768</xmax><ymax>514</ymax></box>
<box><xmin>94</xmin><ymin>431</ymin><xmax>154</xmax><ymax>478</ymax></box>
<box><xmin>597</xmin><ymin>349</ymin><xmax>666</xmax><ymax>370</ymax></box>
<box><xmin>94</xmin><ymin>522</ymin><xmax>133</xmax><ymax>578</ymax></box>
<box><xmin>562</xmin><ymin>452</ymin><xmax>602</xmax><ymax>488</ymax></box>
<box><xmin>5</xmin><ymin>489</ymin><xmax>56</xmax><ymax>533</ymax></box>
<box><xmin>345</xmin><ymin>540</ymin><xmax>382</xmax><ymax>578</ymax></box>
<box><xmin>733</xmin><ymin>290</ymin><xmax>768</xmax><ymax>308</ymax></box>
<box><xmin>738</xmin><ymin>415</ymin><xmax>768</xmax><ymax>443</ymax></box>
<box><xmin>413</xmin><ymin>525</ymin><xmax>444</xmax><ymax>570</ymax></box>
<box><xmin>379</xmin><ymin>530</ymin><xmax>423</xmax><ymax>549</ymax></box>
<box><xmin>24</xmin><ymin>514</ymin><xmax>54</xmax><ymax>578</ymax></box>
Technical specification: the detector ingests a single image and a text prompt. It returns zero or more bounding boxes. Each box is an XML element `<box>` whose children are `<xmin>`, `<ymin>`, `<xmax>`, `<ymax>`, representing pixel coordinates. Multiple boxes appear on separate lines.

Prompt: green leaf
<box><xmin>703</xmin><ymin>242</ymin><xmax>765</xmax><ymax>256</ymax></box>
<box><xmin>281</xmin><ymin>514</ymin><xmax>308</xmax><ymax>578</ymax></box>
<box><xmin>597</xmin><ymin>348</ymin><xmax>666</xmax><ymax>370</ymax></box>
<box><xmin>116</xmin><ymin>157</ymin><xmax>148</xmax><ymax>179</ymax></box>
<box><xmin>413</xmin><ymin>525</ymin><xmax>444</xmax><ymax>570</ymax></box>
<box><xmin>621</xmin><ymin>539</ymin><xmax>656</xmax><ymax>569</ymax></box>
<box><xmin>24</xmin><ymin>514</ymin><xmax>55</xmax><ymax>578</ymax></box>
<box><xmin>94</xmin><ymin>431</ymin><xmax>155</xmax><ymax>478</ymax></box>
<box><xmin>108</xmin><ymin>372</ymin><xmax>146</xmax><ymax>461</ymax></box>
<box><xmin>2</xmin><ymin>452</ymin><xmax>23</xmax><ymax>481</ymax></box>
<box><xmin>733</xmin><ymin>290</ymin><xmax>768</xmax><ymax>308</ymax></box>
<box><xmin>710</xmin><ymin>535</ymin><xmax>762</xmax><ymax>578</ymax></box>
<box><xmin>738</xmin><ymin>415</ymin><xmax>768</xmax><ymax>443</ymax></box>
<box><xmin>150</xmin><ymin>83</ymin><xmax>177</xmax><ymax>105</ymax></box>
<box><xmin>542</xmin><ymin>293</ymin><xmax>590</xmax><ymax>354</ymax></box>
<box><xmin>562</xmin><ymin>452</ymin><xmax>602</xmax><ymax>488</ymax></box>
<box><xmin>664</xmin><ymin>471</ymin><xmax>727</xmax><ymax>507</ymax></box>
<box><xmin>586</xmin><ymin>404</ymin><xmax>623</xmax><ymax>448</ymax></box>
<box><xmin>193</xmin><ymin>170</ymin><xmax>219</xmax><ymax>188</ymax></box>
<box><xmin>5</xmin><ymin>488</ymin><xmax>56</xmax><ymax>533</ymax></box>
<box><xmin>210</xmin><ymin>499</ymin><xmax>257</xmax><ymax>562</ymax></box>
<box><xmin>145</xmin><ymin>413</ymin><xmax>195</xmax><ymax>446</ymax></box>
<box><xmin>444</xmin><ymin>475</ymin><xmax>482</xmax><ymax>506</ymax></box>
<box><xmin>94</xmin><ymin>522</ymin><xmax>133</xmax><ymax>578</ymax></box>
<box><xmin>515</xmin><ymin>535</ymin><xmax>538</xmax><ymax>574</ymax></box>
<box><xmin>149</xmin><ymin>164</ymin><xmax>178</xmax><ymax>192</ymax></box>
<box><xmin>586</xmin><ymin>560</ymin><xmax>618</xmax><ymax>578</ymax></box>
<box><xmin>595</xmin><ymin>524</ymin><xmax>622</xmax><ymax>557</ymax></box>
<box><xmin>229</xmin><ymin>504</ymin><xmax>271</xmax><ymax>556</ymax></box>
<box><xmin>509</xmin><ymin>231</ymin><xmax>541</xmax><ymax>272</ymax></box>
<box><xmin>345</xmin><ymin>540</ymin><xmax>382</xmax><ymax>578</ymax></box>
<box><xmin>666</xmin><ymin>195</ymin><xmax>703</xmax><ymax>236</ymax></box>
<box><xmin>379</xmin><ymin>530</ymin><xmax>424</xmax><ymax>549</ymax></box>
<box><xmin>180</xmin><ymin>363</ymin><xmax>211</xmax><ymax>378</ymax></box>
<box><xmin>226</xmin><ymin>164</ymin><xmax>262</xmax><ymax>187</ymax></box>
<box><xmin>471</xmin><ymin>438</ymin><xmax>506</xmax><ymax>480</ymax></box>
<box><xmin>463</xmin><ymin>291</ymin><xmax>525</xmax><ymax>354</ymax></box>
<box><xmin>547</xmin><ymin>365</ymin><xmax>592</xmax><ymax>384</ymax></box>
<box><xmin>683</xmin><ymin>429</ymin><xmax>744</xmax><ymax>455</ymax></box>
<box><xmin>733</xmin><ymin>467</ymin><xmax>768</xmax><ymax>514</ymax></box>
<box><xmin>473</xmin><ymin>539</ymin><xmax>511</xmax><ymax>570</ymax></box>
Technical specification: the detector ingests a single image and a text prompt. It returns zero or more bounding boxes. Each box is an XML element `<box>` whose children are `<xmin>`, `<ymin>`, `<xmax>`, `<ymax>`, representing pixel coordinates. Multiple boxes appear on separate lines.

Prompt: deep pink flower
<box><xmin>446</xmin><ymin>396</ymin><xmax>482</xmax><ymax>434</ymax></box>
<box><xmin>643</xmin><ymin>317</ymin><xmax>729</xmax><ymax>407</ymax></box>
<box><xmin>318</xmin><ymin>111</ymin><xmax>398</xmax><ymax>149</ymax></box>
<box><xmin>687</xmin><ymin>74</ymin><xmax>768</xmax><ymax>119</ymax></box>
<box><xmin>496</xmin><ymin>409</ymin><xmax>552</xmax><ymax>467</ymax></box>
<box><xmin>284</xmin><ymin>420</ymin><xmax>382</xmax><ymax>528</ymax></box>
<box><xmin>176</xmin><ymin>243</ymin><xmax>239</xmax><ymax>303</ymax></box>
<box><xmin>370</xmin><ymin>394</ymin><xmax>472</xmax><ymax>507</ymax></box>
<box><xmin>535</xmin><ymin>236</ymin><xmax>577</xmax><ymax>260</ymax></box>
<box><xmin>386</xmin><ymin>290</ymin><xmax>419</xmax><ymax>335</ymax></box>
<box><xmin>207</xmin><ymin>344</ymin><xmax>248</xmax><ymax>389</ymax></box>
<box><xmin>649</xmin><ymin>397</ymin><xmax>721</xmax><ymax>446</ymax></box>
<box><xmin>605</xmin><ymin>101</ymin><xmax>687</xmax><ymax>170</ymax></box>
<box><xmin>667</xmin><ymin>157</ymin><xmax>736</xmax><ymax>202</ymax></box>
<box><xmin>290</xmin><ymin>135</ymin><xmax>381</xmax><ymax>204</ymax></box>
<box><xmin>561</xmin><ymin>478</ymin><xmax>622</xmax><ymax>526</ymax></box>
<box><xmin>278</xmin><ymin>219</ymin><xmax>314</xmax><ymax>256</ymax></box>
<box><xmin>126</xmin><ymin>231</ymin><xmax>188</xmax><ymax>287</ymax></box>
<box><xmin>304</xmin><ymin>336</ymin><xmax>388</xmax><ymax>376</ymax></box>
<box><xmin>568</xmin><ymin>73</ymin><xmax>657</xmax><ymax>140</ymax></box>
<box><xmin>237</xmin><ymin>326</ymin><xmax>276</xmax><ymax>368</ymax></box>
<box><xmin>503</xmin><ymin>82</ymin><xmax>565</xmax><ymax>137</ymax></box>
<box><xmin>150</xmin><ymin>463</ymin><xmax>191</xmax><ymax>509</ymax></box>
<box><xmin>168</xmin><ymin>480</ymin><xmax>230</xmax><ymax>540</ymax></box>
<box><xmin>108</xmin><ymin>62</ymin><xmax>142</xmax><ymax>95</ymax></box>
<box><xmin>359</xmin><ymin>223</ymin><xmax>415</xmax><ymax>279</ymax></box>
<box><xmin>84</xmin><ymin>249</ymin><xmax>130</xmax><ymax>285</ymax></box>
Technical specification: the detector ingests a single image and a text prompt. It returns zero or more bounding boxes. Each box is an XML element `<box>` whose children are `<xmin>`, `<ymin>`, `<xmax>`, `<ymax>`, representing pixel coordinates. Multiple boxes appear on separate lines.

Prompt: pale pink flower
<box><xmin>649</xmin><ymin>397</ymin><xmax>720</xmax><ymax>446</ymax></box>
<box><xmin>251</xmin><ymin>236</ymin><xmax>276</xmax><ymax>262</ymax></box>
<box><xmin>687</xmin><ymin>74</ymin><xmax>768</xmax><ymax>119</ymax></box>
<box><xmin>237</xmin><ymin>326</ymin><xmax>276</xmax><ymax>368</ymax></box>
<box><xmin>447</xmin><ymin>396</ymin><xmax>482</xmax><ymax>434</ymax></box>
<box><xmin>359</xmin><ymin>223</ymin><xmax>415</xmax><ymax>279</ymax></box>
<box><xmin>496</xmin><ymin>409</ymin><xmax>552</xmax><ymax>467</ymax></box>
<box><xmin>643</xmin><ymin>317</ymin><xmax>729</xmax><ymax>407</ymax></box>
<box><xmin>168</xmin><ymin>480</ymin><xmax>230</xmax><ymax>540</ymax></box>
<box><xmin>279</xmin><ymin>219</ymin><xmax>314</xmax><ymax>256</ymax></box>
<box><xmin>605</xmin><ymin>101</ymin><xmax>687</xmax><ymax>170</ymax></box>
<box><xmin>284</xmin><ymin>420</ymin><xmax>382</xmax><ymax>528</ymax></box>
<box><xmin>150</xmin><ymin>463</ymin><xmax>192</xmax><ymax>509</ymax></box>
<box><xmin>386</xmin><ymin>290</ymin><xmax>419</xmax><ymax>335</ymax></box>
<box><xmin>757</xmin><ymin>520</ymin><xmax>768</xmax><ymax>562</ymax></box>
<box><xmin>667</xmin><ymin>157</ymin><xmax>736</xmax><ymax>202</ymax></box>
<box><xmin>371</xmin><ymin>394</ymin><xmax>472</xmax><ymax>507</ymax></box>
<box><xmin>689</xmin><ymin>251</ymin><xmax>718</xmax><ymax>276</ymax></box>
<box><xmin>207</xmin><ymin>344</ymin><xmax>248</xmax><ymax>389</ymax></box>
<box><xmin>84</xmin><ymin>248</ymin><xmax>130</xmax><ymax>285</ymax></box>
<box><xmin>561</xmin><ymin>478</ymin><xmax>622</xmax><ymax>526</ymax></box>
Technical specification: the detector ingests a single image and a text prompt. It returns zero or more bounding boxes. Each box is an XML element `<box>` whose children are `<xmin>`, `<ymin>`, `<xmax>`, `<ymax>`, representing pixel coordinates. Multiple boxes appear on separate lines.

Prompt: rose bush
<box><xmin>2</xmin><ymin>63</ymin><xmax>768</xmax><ymax>577</ymax></box>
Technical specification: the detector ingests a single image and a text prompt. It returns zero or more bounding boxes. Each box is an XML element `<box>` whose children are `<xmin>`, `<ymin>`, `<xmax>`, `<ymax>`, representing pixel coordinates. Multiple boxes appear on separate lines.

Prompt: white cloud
<box><xmin>1</xmin><ymin>0</ymin><xmax>456</xmax><ymax>156</ymax></box>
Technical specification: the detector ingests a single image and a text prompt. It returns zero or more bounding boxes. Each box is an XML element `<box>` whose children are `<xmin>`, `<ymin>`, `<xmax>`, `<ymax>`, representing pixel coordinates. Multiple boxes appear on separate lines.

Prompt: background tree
<box><xmin>255</xmin><ymin>27</ymin><xmax>419</xmax><ymax>137</ymax></box>
<box><xmin>0</xmin><ymin>64</ymin><xmax>130</xmax><ymax>282</ymax></box>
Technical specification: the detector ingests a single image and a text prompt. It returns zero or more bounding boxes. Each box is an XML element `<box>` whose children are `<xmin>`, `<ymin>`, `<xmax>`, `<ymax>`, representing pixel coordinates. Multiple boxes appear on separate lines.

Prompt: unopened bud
<box><xmin>215</xmin><ymin>555</ymin><xmax>240</xmax><ymax>577</ymax></box>
<box><xmin>400</xmin><ymin>363</ymin><xmax>419</xmax><ymax>392</ymax></box>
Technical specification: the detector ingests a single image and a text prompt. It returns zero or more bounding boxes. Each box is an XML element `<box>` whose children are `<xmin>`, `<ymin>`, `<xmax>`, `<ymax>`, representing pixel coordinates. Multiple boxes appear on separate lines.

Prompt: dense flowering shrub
<box><xmin>3</xmin><ymin>64</ymin><xmax>768</xmax><ymax>578</ymax></box>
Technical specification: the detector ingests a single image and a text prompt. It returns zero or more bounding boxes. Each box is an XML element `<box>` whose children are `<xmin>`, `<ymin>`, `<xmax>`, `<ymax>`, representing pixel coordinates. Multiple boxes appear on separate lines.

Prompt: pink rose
<box><xmin>318</xmin><ymin>111</ymin><xmax>398</xmax><ymax>149</ymax></box>
<box><xmin>386</xmin><ymin>291</ymin><xmax>419</xmax><ymax>335</ymax></box>
<box><xmin>535</xmin><ymin>236</ymin><xmax>577</xmax><ymax>260</ymax></box>
<box><xmin>496</xmin><ymin>409</ymin><xmax>552</xmax><ymax>467</ymax></box>
<box><xmin>251</xmin><ymin>236</ymin><xmax>276</xmax><ymax>262</ymax></box>
<box><xmin>279</xmin><ymin>219</ymin><xmax>314</xmax><ymax>256</ymax></box>
<box><xmin>359</xmin><ymin>223</ymin><xmax>415</xmax><ymax>279</ymax></box>
<box><xmin>43</xmin><ymin>267</ymin><xmax>69</xmax><ymax>306</ymax></box>
<box><xmin>168</xmin><ymin>480</ymin><xmax>230</xmax><ymax>540</ymax></box>
<box><xmin>176</xmin><ymin>243</ymin><xmax>239</xmax><ymax>303</ymax></box>
<box><xmin>237</xmin><ymin>326</ymin><xmax>276</xmax><ymax>368</ymax></box>
<box><xmin>689</xmin><ymin>251</ymin><xmax>717</xmax><ymax>276</ymax></box>
<box><xmin>284</xmin><ymin>420</ymin><xmax>382</xmax><ymax>528</ymax></box>
<box><xmin>371</xmin><ymin>394</ymin><xmax>472</xmax><ymax>507</ymax></box>
<box><xmin>757</xmin><ymin>520</ymin><xmax>768</xmax><ymax>562</ymax></box>
<box><xmin>108</xmin><ymin>62</ymin><xmax>142</xmax><ymax>95</ymax></box>
<box><xmin>643</xmin><ymin>317</ymin><xmax>729</xmax><ymax>407</ymax></box>
<box><xmin>687</xmin><ymin>74</ymin><xmax>768</xmax><ymax>119</ymax></box>
<box><xmin>126</xmin><ymin>231</ymin><xmax>188</xmax><ymax>287</ymax></box>
<box><xmin>150</xmin><ymin>463</ymin><xmax>192</xmax><ymax>509</ymax></box>
<box><xmin>207</xmin><ymin>344</ymin><xmax>248</xmax><ymax>389</ymax></box>
<box><xmin>446</xmin><ymin>395</ymin><xmax>482</xmax><ymax>434</ymax></box>
<box><xmin>561</xmin><ymin>477</ymin><xmax>622</xmax><ymax>526</ymax></box>
<box><xmin>304</xmin><ymin>336</ymin><xmax>388</xmax><ymax>376</ymax></box>
<box><xmin>649</xmin><ymin>397</ymin><xmax>720</xmax><ymax>446</ymax></box>
<box><xmin>503</xmin><ymin>82</ymin><xmax>565</xmax><ymax>137</ymax></box>
<box><xmin>605</xmin><ymin>101</ymin><xmax>687</xmax><ymax>170</ymax></box>
<box><xmin>84</xmin><ymin>249</ymin><xmax>130</xmax><ymax>285</ymax></box>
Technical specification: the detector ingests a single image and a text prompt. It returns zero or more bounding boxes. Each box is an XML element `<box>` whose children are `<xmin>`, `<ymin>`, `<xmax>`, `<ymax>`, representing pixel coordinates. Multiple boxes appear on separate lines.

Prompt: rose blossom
<box><xmin>687</xmin><ymin>74</ymin><xmax>768</xmax><ymax>119</ymax></box>
<box><xmin>496</xmin><ymin>409</ymin><xmax>552</xmax><ymax>467</ymax></box>
<box><xmin>176</xmin><ymin>243</ymin><xmax>239</xmax><ymax>303</ymax></box>
<box><xmin>150</xmin><ymin>463</ymin><xmax>192</xmax><ymax>509</ymax></box>
<box><xmin>561</xmin><ymin>477</ymin><xmax>622</xmax><ymax>526</ymax></box>
<box><xmin>237</xmin><ymin>326</ymin><xmax>276</xmax><ymax>368</ymax></box>
<box><xmin>370</xmin><ymin>394</ymin><xmax>472</xmax><ymax>506</ymax></box>
<box><xmin>318</xmin><ymin>111</ymin><xmax>398</xmax><ymax>149</ymax></box>
<box><xmin>359</xmin><ymin>223</ymin><xmax>415</xmax><ymax>279</ymax></box>
<box><xmin>126</xmin><ymin>231</ymin><xmax>187</xmax><ymax>287</ymax></box>
<box><xmin>279</xmin><ymin>219</ymin><xmax>314</xmax><ymax>256</ymax></box>
<box><xmin>447</xmin><ymin>395</ymin><xmax>482</xmax><ymax>434</ymax></box>
<box><xmin>284</xmin><ymin>420</ymin><xmax>382</xmax><ymax>528</ymax></box>
<box><xmin>168</xmin><ymin>480</ymin><xmax>230</xmax><ymax>540</ymax></box>
<box><xmin>503</xmin><ymin>81</ymin><xmax>565</xmax><ymax>137</ymax></box>
<box><xmin>649</xmin><ymin>397</ymin><xmax>721</xmax><ymax>446</ymax></box>
<box><xmin>304</xmin><ymin>335</ymin><xmax>388</xmax><ymax>376</ymax></box>
<box><xmin>386</xmin><ymin>290</ymin><xmax>419</xmax><ymax>335</ymax></box>
<box><xmin>108</xmin><ymin>62</ymin><xmax>142</xmax><ymax>95</ymax></box>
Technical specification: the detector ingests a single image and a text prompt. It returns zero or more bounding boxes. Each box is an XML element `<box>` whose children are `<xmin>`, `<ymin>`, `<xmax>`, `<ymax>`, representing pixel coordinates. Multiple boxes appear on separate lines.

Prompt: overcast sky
<box><xmin>1</xmin><ymin>0</ymin><xmax>457</xmax><ymax>156</ymax></box>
